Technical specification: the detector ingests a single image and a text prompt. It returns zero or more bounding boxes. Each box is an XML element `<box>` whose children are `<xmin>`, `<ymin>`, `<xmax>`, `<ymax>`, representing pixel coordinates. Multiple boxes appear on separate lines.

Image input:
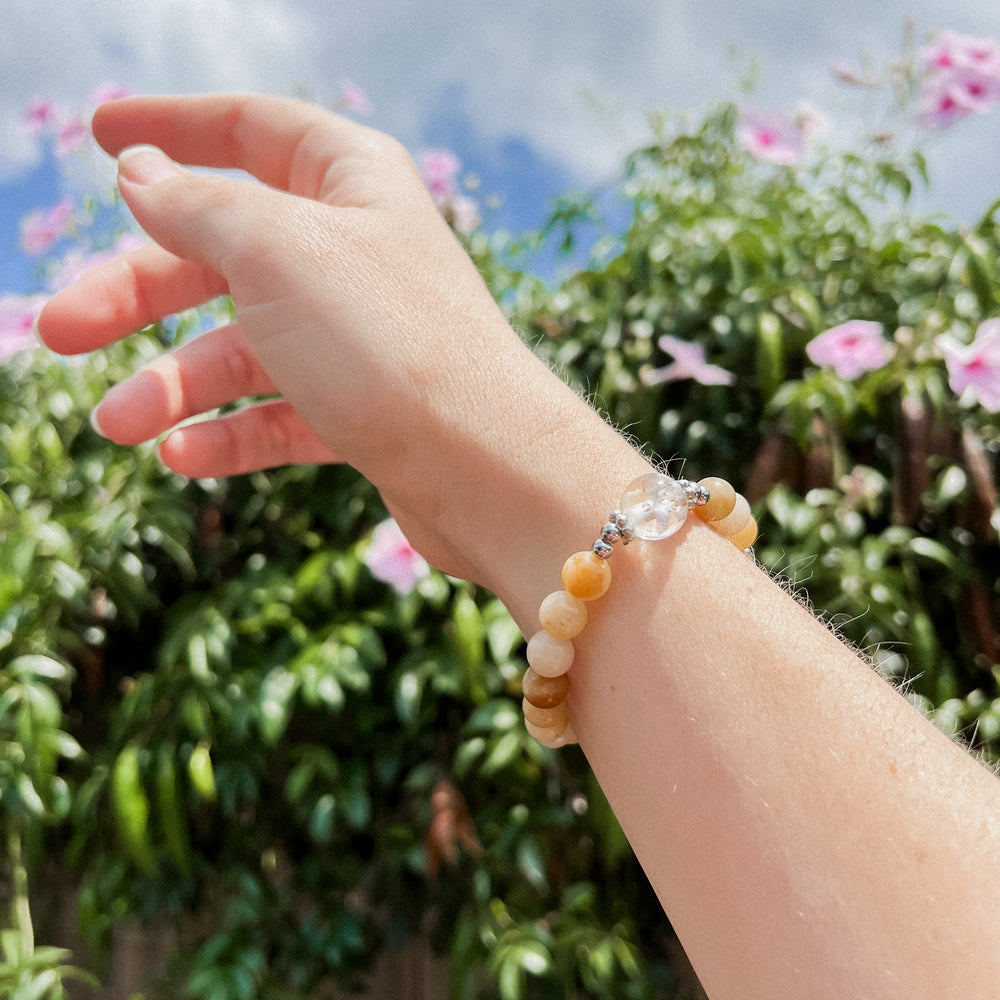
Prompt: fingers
<box><xmin>91</xmin><ymin>323</ymin><xmax>276</xmax><ymax>445</ymax></box>
<box><xmin>158</xmin><ymin>401</ymin><xmax>339</xmax><ymax>479</ymax></box>
<box><xmin>37</xmin><ymin>241</ymin><xmax>228</xmax><ymax>355</ymax></box>
<box><xmin>92</xmin><ymin>93</ymin><xmax>415</xmax><ymax>205</ymax></box>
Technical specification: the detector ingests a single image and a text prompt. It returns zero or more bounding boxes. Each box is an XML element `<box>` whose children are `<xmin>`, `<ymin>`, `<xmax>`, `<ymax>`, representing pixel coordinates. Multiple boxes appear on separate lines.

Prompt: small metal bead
<box><xmin>608</xmin><ymin>510</ymin><xmax>634</xmax><ymax>544</ymax></box>
<box><xmin>592</xmin><ymin>539</ymin><xmax>614</xmax><ymax>559</ymax></box>
<box><xmin>600</xmin><ymin>522</ymin><xmax>623</xmax><ymax>545</ymax></box>
<box><xmin>679</xmin><ymin>479</ymin><xmax>707</xmax><ymax>508</ymax></box>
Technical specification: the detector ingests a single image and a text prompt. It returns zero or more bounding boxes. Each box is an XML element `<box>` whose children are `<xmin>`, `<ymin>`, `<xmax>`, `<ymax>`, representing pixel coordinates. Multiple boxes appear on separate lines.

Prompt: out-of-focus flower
<box><xmin>419</xmin><ymin>149</ymin><xmax>462</xmax><ymax>201</ymax></box>
<box><xmin>918</xmin><ymin>67</ymin><xmax>1000</xmax><ymax>128</ymax></box>
<box><xmin>938</xmin><ymin>318</ymin><xmax>1000</xmax><ymax>411</ymax></box>
<box><xmin>919</xmin><ymin>29</ymin><xmax>1000</xmax><ymax>74</ymax></box>
<box><xmin>20</xmin><ymin>198</ymin><xmax>75</xmax><ymax>257</ymax></box>
<box><xmin>641</xmin><ymin>334</ymin><xmax>735</xmax><ymax>387</ymax></box>
<box><xmin>736</xmin><ymin>109</ymin><xmax>805</xmax><ymax>165</ymax></box>
<box><xmin>916</xmin><ymin>30</ymin><xmax>1000</xmax><ymax>129</ymax></box>
<box><xmin>444</xmin><ymin>194</ymin><xmax>481</xmax><ymax>236</ymax></box>
<box><xmin>91</xmin><ymin>84</ymin><xmax>133</xmax><ymax>106</ymax></box>
<box><xmin>338</xmin><ymin>79</ymin><xmax>373</xmax><ymax>117</ymax></box>
<box><xmin>829</xmin><ymin>62</ymin><xmax>881</xmax><ymax>88</ymax></box>
<box><xmin>794</xmin><ymin>100</ymin><xmax>831</xmax><ymax>136</ymax></box>
<box><xmin>806</xmin><ymin>320</ymin><xmax>892</xmax><ymax>380</ymax></box>
<box><xmin>47</xmin><ymin>232</ymin><xmax>150</xmax><ymax>291</ymax></box>
<box><xmin>0</xmin><ymin>294</ymin><xmax>44</xmax><ymax>358</ymax></box>
<box><xmin>55</xmin><ymin>114</ymin><xmax>90</xmax><ymax>156</ymax></box>
<box><xmin>22</xmin><ymin>98</ymin><xmax>58</xmax><ymax>135</ymax></box>
<box><xmin>363</xmin><ymin>518</ymin><xmax>430</xmax><ymax>595</ymax></box>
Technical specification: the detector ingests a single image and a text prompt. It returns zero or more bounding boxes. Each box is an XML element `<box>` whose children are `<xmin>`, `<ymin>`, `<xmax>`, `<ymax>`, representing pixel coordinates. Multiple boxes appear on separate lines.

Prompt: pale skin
<box><xmin>37</xmin><ymin>95</ymin><xmax>1000</xmax><ymax>998</ymax></box>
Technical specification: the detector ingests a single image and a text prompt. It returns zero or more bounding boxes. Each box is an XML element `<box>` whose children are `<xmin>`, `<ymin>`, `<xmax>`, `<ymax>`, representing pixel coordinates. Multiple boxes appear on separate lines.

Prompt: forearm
<box><xmin>434</xmin><ymin>365</ymin><xmax>1000</xmax><ymax>996</ymax></box>
<box><xmin>525</xmin><ymin>461</ymin><xmax>999</xmax><ymax>996</ymax></box>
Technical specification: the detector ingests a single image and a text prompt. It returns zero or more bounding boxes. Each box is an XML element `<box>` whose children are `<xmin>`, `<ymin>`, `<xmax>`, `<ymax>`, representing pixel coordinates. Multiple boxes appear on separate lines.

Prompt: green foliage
<box><xmin>483</xmin><ymin>102</ymin><xmax>1000</xmax><ymax>749</ymax></box>
<box><xmin>3</xmin><ymin>98</ymin><xmax>1000</xmax><ymax>999</ymax></box>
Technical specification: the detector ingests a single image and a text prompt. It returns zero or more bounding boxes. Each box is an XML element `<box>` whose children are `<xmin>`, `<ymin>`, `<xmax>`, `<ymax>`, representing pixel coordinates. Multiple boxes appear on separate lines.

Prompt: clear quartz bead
<box><xmin>619</xmin><ymin>473</ymin><xmax>690</xmax><ymax>541</ymax></box>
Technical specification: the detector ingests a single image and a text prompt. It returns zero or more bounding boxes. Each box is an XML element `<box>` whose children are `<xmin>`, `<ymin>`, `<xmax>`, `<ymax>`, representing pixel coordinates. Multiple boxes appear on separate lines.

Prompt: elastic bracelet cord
<box><xmin>521</xmin><ymin>472</ymin><xmax>757</xmax><ymax>748</ymax></box>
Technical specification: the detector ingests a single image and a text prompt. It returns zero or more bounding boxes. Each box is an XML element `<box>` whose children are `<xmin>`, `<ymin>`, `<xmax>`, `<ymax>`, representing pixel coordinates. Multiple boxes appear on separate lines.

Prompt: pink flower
<box><xmin>919</xmin><ymin>30</ymin><xmax>1000</xmax><ymax>74</ymax></box>
<box><xmin>641</xmin><ymin>334</ymin><xmax>735</xmax><ymax>387</ymax></box>
<box><xmin>20</xmin><ymin>198</ymin><xmax>75</xmax><ymax>257</ymax></box>
<box><xmin>338</xmin><ymin>79</ymin><xmax>373</xmax><ymax>117</ymax></box>
<box><xmin>90</xmin><ymin>84</ymin><xmax>133</xmax><ymax>106</ymax></box>
<box><xmin>0</xmin><ymin>294</ymin><xmax>44</xmax><ymax>358</ymax></box>
<box><xmin>22</xmin><ymin>98</ymin><xmax>58</xmax><ymax>135</ymax></box>
<box><xmin>419</xmin><ymin>149</ymin><xmax>462</xmax><ymax>201</ymax></box>
<box><xmin>938</xmin><ymin>319</ymin><xmax>1000</xmax><ymax>411</ymax></box>
<box><xmin>447</xmin><ymin>194</ymin><xmax>481</xmax><ymax>235</ymax></box>
<box><xmin>364</xmin><ymin>518</ymin><xmax>430</xmax><ymax>595</ymax></box>
<box><xmin>806</xmin><ymin>320</ymin><xmax>891</xmax><ymax>380</ymax></box>
<box><xmin>918</xmin><ymin>67</ymin><xmax>1000</xmax><ymax>128</ymax></box>
<box><xmin>916</xmin><ymin>30</ymin><xmax>1000</xmax><ymax>129</ymax></box>
<box><xmin>736</xmin><ymin>110</ymin><xmax>805</xmax><ymax>166</ymax></box>
<box><xmin>55</xmin><ymin>113</ymin><xmax>90</xmax><ymax>156</ymax></box>
<box><xmin>46</xmin><ymin>232</ymin><xmax>150</xmax><ymax>291</ymax></box>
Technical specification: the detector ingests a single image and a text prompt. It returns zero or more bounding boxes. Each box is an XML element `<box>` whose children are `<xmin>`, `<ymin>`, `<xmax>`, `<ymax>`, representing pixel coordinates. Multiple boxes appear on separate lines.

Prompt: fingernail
<box><xmin>89</xmin><ymin>405</ymin><xmax>109</xmax><ymax>439</ymax></box>
<box><xmin>118</xmin><ymin>144</ymin><xmax>185</xmax><ymax>186</ymax></box>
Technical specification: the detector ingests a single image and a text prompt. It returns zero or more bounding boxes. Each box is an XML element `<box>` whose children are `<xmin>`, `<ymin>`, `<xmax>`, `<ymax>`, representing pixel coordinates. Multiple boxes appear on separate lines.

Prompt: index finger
<box><xmin>93</xmin><ymin>93</ymin><xmax>411</xmax><ymax>204</ymax></box>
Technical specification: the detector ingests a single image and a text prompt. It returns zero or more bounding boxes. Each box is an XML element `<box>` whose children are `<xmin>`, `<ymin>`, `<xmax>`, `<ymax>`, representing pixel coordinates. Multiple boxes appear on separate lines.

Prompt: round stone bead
<box><xmin>526</xmin><ymin>630</ymin><xmax>575</xmax><ymax>678</ymax></box>
<box><xmin>561</xmin><ymin>550</ymin><xmax>612</xmax><ymax>601</ymax></box>
<box><xmin>522</xmin><ymin>667</ymin><xmax>569</xmax><ymax>709</ymax></box>
<box><xmin>522</xmin><ymin>698</ymin><xmax>569</xmax><ymax>731</ymax></box>
<box><xmin>728</xmin><ymin>515</ymin><xmax>758</xmax><ymax>550</ymax></box>
<box><xmin>619</xmin><ymin>473</ymin><xmax>690</xmax><ymax>540</ymax></box>
<box><xmin>710</xmin><ymin>493</ymin><xmax>751</xmax><ymax>537</ymax></box>
<box><xmin>539</xmin><ymin>590</ymin><xmax>588</xmax><ymax>639</ymax></box>
<box><xmin>694</xmin><ymin>476</ymin><xmax>737</xmax><ymax>522</ymax></box>
<box><xmin>524</xmin><ymin>717</ymin><xmax>572</xmax><ymax>748</ymax></box>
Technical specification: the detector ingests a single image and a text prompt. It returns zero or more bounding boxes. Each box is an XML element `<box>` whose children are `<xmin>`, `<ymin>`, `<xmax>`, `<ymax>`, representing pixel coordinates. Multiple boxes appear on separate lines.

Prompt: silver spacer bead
<box><xmin>679</xmin><ymin>479</ymin><xmax>710</xmax><ymax>508</ymax></box>
<box><xmin>600</xmin><ymin>521</ymin><xmax>623</xmax><ymax>545</ymax></box>
<box><xmin>608</xmin><ymin>510</ymin><xmax>634</xmax><ymax>544</ymax></box>
<box><xmin>592</xmin><ymin>539</ymin><xmax>614</xmax><ymax>559</ymax></box>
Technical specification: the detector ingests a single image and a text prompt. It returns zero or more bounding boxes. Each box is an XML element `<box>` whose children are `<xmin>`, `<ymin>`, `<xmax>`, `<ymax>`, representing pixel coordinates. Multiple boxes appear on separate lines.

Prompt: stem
<box><xmin>7</xmin><ymin>821</ymin><xmax>34</xmax><ymax>956</ymax></box>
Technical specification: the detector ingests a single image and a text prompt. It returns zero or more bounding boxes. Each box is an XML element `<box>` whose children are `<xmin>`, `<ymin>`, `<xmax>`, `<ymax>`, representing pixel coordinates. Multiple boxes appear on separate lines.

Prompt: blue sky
<box><xmin>5</xmin><ymin>1</ymin><xmax>1000</xmax><ymax>296</ymax></box>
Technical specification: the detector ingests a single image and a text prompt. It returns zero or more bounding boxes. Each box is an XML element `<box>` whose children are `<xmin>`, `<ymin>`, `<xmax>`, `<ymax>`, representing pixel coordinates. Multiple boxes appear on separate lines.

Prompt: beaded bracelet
<box><xmin>521</xmin><ymin>472</ymin><xmax>757</xmax><ymax>748</ymax></box>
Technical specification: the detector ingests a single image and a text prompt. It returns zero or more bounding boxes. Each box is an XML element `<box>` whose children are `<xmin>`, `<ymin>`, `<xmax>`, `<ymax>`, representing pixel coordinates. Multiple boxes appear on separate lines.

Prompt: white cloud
<box><xmin>4</xmin><ymin>0</ymin><xmax>1000</xmax><ymax>220</ymax></box>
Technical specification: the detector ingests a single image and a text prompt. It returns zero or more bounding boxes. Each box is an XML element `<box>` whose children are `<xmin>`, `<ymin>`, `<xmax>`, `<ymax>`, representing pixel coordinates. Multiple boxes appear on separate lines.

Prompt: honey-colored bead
<box><xmin>522</xmin><ymin>667</ymin><xmax>569</xmax><ymax>708</ymax></box>
<box><xmin>538</xmin><ymin>590</ymin><xmax>588</xmax><ymax>639</ymax></box>
<box><xmin>728</xmin><ymin>516</ymin><xmax>758</xmax><ymax>550</ymax></box>
<box><xmin>709</xmin><ymin>493</ymin><xmax>751</xmax><ymax>537</ymax></box>
<box><xmin>522</xmin><ymin>698</ymin><xmax>569</xmax><ymax>731</ymax></box>
<box><xmin>524</xmin><ymin>717</ymin><xmax>572</xmax><ymax>748</ymax></box>
<box><xmin>526</xmin><ymin>630</ymin><xmax>575</xmax><ymax>678</ymax></box>
<box><xmin>694</xmin><ymin>476</ymin><xmax>737</xmax><ymax>521</ymax></box>
<box><xmin>561</xmin><ymin>550</ymin><xmax>612</xmax><ymax>601</ymax></box>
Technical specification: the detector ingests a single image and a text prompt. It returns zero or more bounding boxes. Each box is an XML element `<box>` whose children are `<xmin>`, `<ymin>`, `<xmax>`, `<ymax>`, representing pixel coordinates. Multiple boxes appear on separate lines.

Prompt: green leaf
<box><xmin>8</xmin><ymin>656</ymin><xmax>71</xmax><ymax>684</ymax></box>
<box><xmin>258</xmin><ymin>667</ymin><xmax>297</xmax><ymax>745</ymax></box>
<box><xmin>908</xmin><ymin>537</ymin><xmax>956</xmax><ymax>569</ymax></box>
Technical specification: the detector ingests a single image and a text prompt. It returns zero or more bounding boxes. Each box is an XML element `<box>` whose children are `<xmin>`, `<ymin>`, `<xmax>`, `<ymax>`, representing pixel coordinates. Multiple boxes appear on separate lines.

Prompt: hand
<box><xmin>38</xmin><ymin>94</ymin><xmax>555</xmax><ymax>583</ymax></box>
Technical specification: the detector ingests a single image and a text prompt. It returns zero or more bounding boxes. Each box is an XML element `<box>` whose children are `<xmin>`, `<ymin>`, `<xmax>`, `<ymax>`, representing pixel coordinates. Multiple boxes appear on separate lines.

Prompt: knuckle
<box><xmin>222</xmin><ymin>334</ymin><xmax>256</xmax><ymax>393</ymax></box>
<box><xmin>259</xmin><ymin>403</ymin><xmax>293</xmax><ymax>456</ymax></box>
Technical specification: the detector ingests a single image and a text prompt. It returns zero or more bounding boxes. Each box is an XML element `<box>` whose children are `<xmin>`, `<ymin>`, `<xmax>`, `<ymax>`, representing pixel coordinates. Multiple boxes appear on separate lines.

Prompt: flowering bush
<box><xmin>3</xmin><ymin>24</ymin><xmax>1000</xmax><ymax>1000</ymax></box>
